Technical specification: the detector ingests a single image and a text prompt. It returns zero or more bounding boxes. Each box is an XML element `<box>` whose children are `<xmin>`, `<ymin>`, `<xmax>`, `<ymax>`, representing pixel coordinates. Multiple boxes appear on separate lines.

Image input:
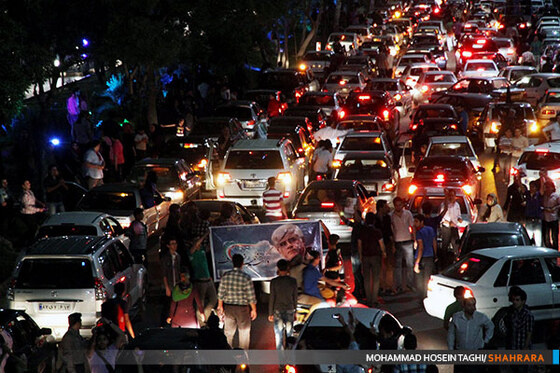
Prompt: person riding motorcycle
<box><xmin>301</xmin><ymin>251</ymin><xmax>349</xmax><ymax>311</ymax></box>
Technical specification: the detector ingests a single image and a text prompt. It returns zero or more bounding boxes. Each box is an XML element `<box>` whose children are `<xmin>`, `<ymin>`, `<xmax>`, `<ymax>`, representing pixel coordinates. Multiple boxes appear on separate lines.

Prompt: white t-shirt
<box><xmin>88</xmin><ymin>345</ymin><xmax>118</xmax><ymax>373</ymax></box>
<box><xmin>313</xmin><ymin>148</ymin><xmax>333</xmax><ymax>173</ymax></box>
<box><xmin>313</xmin><ymin>127</ymin><xmax>349</xmax><ymax>144</ymax></box>
<box><xmin>543</xmin><ymin>122</ymin><xmax>560</xmax><ymax>140</ymax></box>
<box><xmin>134</xmin><ymin>133</ymin><xmax>149</xmax><ymax>151</ymax></box>
<box><xmin>84</xmin><ymin>149</ymin><xmax>104</xmax><ymax>179</ymax></box>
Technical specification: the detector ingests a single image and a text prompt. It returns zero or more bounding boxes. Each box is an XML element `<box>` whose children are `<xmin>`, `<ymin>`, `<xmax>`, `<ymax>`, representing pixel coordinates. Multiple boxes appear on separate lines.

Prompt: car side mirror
<box><xmin>40</xmin><ymin>327</ymin><xmax>52</xmax><ymax>336</ymax></box>
<box><xmin>408</xmin><ymin>166</ymin><xmax>416</xmax><ymax>173</ymax></box>
<box><xmin>477</xmin><ymin>167</ymin><xmax>485</xmax><ymax>173</ymax></box>
<box><xmin>473</xmin><ymin>198</ymin><xmax>483</xmax><ymax>205</ymax></box>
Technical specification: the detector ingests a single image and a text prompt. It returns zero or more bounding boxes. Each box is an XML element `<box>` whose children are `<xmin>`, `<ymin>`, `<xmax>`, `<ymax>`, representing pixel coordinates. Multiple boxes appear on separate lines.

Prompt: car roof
<box><xmin>429</xmin><ymin>135</ymin><xmax>469</xmax><ymax>143</ymax></box>
<box><xmin>417</xmin><ymin>103</ymin><xmax>455</xmax><ymax>110</ymax></box>
<box><xmin>329</xmin><ymin>70</ymin><xmax>361</xmax><ymax>76</ymax></box>
<box><xmin>466</xmin><ymin>222</ymin><xmax>525</xmax><ymax>233</ymax></box>
<box><xmin>521</xmin><ymin>141</ymin><xmax>560</xmax><ymax>153</ymax></box>
<box><xmin>133</xmin><ymin>158</ymin><xmax>181</xmax><ymax>167</ymax></box>
<box><xmin>305</xmin><ymin>307</ymin><xmax>393</xmax><ymax>328</ymax></box>
<box><xmin>231</xmin><ymin>139</ymin><xmax>286</xmax><ymax>150</ymax></box>
<box><xmin>410</xmin><ymin>185</ymin><xmax>467</xmax><ymax>197</ymax></box>
<box><xmin>525</xmin><ymin>73</ymin><xmax>560</xmax><ymax>78</ymax></box>
<box><xmin>0</xmin><ymin>309</ymin><xmax>30</xmax><ymax>325</ymax></box>
<box><xmin>25</xmin><ymin>236</ymin><xmax>110</xmax><ymax>256</ymax></box>
<box><xmin>42</xmin><ymin>211</ymin><xmax>108</xmax><ymax>225</ymax></box>
<box><xmin>465</xmin><ymin>59</ymin><xmax>497</xmax><ymax>64</ymax></box>
<box><xmin>503</xmin><ymin>66</ymin><xmax>536</xmax><ymax>71</ymax></box>
<box><xmin>89</xmin><ymin>183</ymin><xmax>139</xmax><ymax>193</ymax></box>
<box><xmin>424</xmin><ymin>70</ymin><xmax>455</xmax><ymax>75</ymax></box>
<box><xmin>472</xmin><ymin>246</ymin><xmax>559</xmax><ymax>259</ymax></box>
<box><xmin>370</xmin><ymin>78</ymin><xmax>400</xmax><ymax>83</ymax></box>
<box><xmin>306</xmin><ymin>180</ymin><xmax>357</xmax><ymax>188</ymax></box>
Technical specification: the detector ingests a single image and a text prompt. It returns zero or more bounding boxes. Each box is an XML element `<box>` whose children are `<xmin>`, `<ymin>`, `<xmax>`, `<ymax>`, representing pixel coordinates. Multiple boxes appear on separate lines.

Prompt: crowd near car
<box><xmin>7</xmin><ymin>0</ymin><xmax>560</xmax><ymax>370</ymax></box>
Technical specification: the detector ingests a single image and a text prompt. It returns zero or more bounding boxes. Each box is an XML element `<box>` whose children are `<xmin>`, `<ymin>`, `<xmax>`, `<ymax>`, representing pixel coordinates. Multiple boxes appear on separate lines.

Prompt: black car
<box><xmin>283</xmin><ymin>106</ymin><xmax>328</xmax><ymax>131</ymax></box>
<box><xmin>342</xmin><ymin>90</ymin><xmax>399</xmax><ymax>136</ymax></box>
<box><xmin>409</xmin><ymin>104</ymin><xmax>460</xmax><ymax>132</ymax></box>
<box><xmin>0</xmin><ymin>309</ymin><xmax>55</xmax><ymax>373</ymax></box>
<box><xmin>268</xmin><ymin>116</ymin><xmax>314</xmax><ymax>134</ymax></box>
<box><xmin>192</xmin><ymin>199</ymin><xmax>260</xmax><ymax>224</ymax></box>
<box><xmin>258</xmin><ymin>68</ymin><xmax>319</xmax><ymax>103</ymax></box>
<box><xmin>431</xmin><ymin>92</ymin><xmax>493</xmax><ymax>112</ymax></box>
<box><xmin>439</xmin><ymin>77</ymin><xmax>524</xmax><ymax>101</ymax></box>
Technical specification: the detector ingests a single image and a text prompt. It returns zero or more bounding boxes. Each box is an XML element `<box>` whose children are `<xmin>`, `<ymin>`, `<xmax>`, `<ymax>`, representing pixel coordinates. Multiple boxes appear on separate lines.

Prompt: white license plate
<box><xmin>322</xmin><ymin>219</ymin><xmax>340</xmax><ymax>226</ymax></box>
<box><xmin>243</xmin><ymin>181</ymin><xmax>265</xmax><ymax>189</ymax></box>
<box><xmin>425</xmin><ymin>187</ymin><xmax>443</xmax><ymax>194</ymax></box>
<box><xmin>39</xmin><ymin>303</ymin><xmax>72</xmax><ymax>312</ymax></box>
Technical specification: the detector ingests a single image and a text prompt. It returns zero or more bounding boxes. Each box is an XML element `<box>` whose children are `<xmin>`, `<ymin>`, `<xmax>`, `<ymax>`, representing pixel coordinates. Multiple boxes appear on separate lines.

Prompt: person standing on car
<box><xmin>391</xmin><ymin>197</ymin><xmax>415</xmax><ymax>293</ymax></box>
<box><xmin>269</xmin><ymin>259</ymin><xmax>298</xmax><ymax>350</ymax></box>
<box><xmin>359</xmin><ymin>212</ymin><xmax>386</xmax><ymax>307</ymax></box>
<box><xmin>262</xmin><ymin>176</ymin><xmax>287</xmax><ymax>221</ymax></box>
<box><xmin>413</xmin><ymin>214</ymin><xmax>437</xmax><ymax>301</ymax></box>
<box><xmin>216</xmin><ymin>254</ymin><xmax>257</xmax><ymax>350</ymax></box>
<box><xmin>541</xmin><ymin>180</ymin><xmax>560</xmax><ymax>249</ymax></box>
<box><xmin>101</xmin><ymin>282</ymin><xmax>135</xmax><ymax>339</ymax></box>
<box><xmin>59</xmin><ymin>313</ymin><xmax>87</xmax><ymax>373</ymax></box>
<box><xmin>311</xmin><ymin>140</ymin><xmax>334</xmax><ymax>180</ymax></box>
<box><xmin>504</xmin><ymin>175</ymin><xmax>527</xmax><ymax>223</ymax></box>
<box><xmin>128</xmin><ymin>208</ymin><xmax>148</xmax><ymax>266</ymax></box>
<box><xmin>439</xmin><ymin>189</ymin><xmax>462</xmax><ymax>269</ymax></box>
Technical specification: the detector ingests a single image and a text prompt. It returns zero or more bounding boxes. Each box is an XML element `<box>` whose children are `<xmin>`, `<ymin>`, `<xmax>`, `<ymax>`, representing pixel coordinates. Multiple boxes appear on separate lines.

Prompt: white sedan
<box><xmin>425</xmin><ymin>136</ymin><xmax>481</xmax><ymax>171</ymax></box>
<box><xmin>424</xmin><ymin>246</ymin><xmax>560</xmax><ymax>321</ymax></box>
<box><xmin>459</xmin><ymin>59</ymin><xmax>499</xmax><ymax>79</ymax></box>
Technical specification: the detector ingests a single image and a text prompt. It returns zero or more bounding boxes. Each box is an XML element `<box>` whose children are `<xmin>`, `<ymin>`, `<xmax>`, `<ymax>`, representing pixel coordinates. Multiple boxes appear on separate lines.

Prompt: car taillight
<box><xmin>297</xmin><ymin>147</ymin><xmax>304</xmax><ymax>154</ymax></box>
<box><xmin>510</xmin><ymin>167</ymin><xmax>519</xmax><ymax>176</ymax></box>
<box><xmin>382</xmin><ymin>183</ymin><xmax>395</xmax><ymax>192</ymax></box>
<box><xmin>218</xmin><ymin>190</ymin><xmax>225</xmax><ymax>198</ymax></box>
<box><xmin>462</xmin><ymin>184</ymin><xmax>473</xmax><ymax>195</ymax></box>
<box><xmin>427</xmin><ymin>277</ymin><xmax>434</xmax><ymax>292</ymax></box>
<box><xmin>321</xmin><ymin>202</ymin><xmax>335</xmax><ymax>208</ymax></box>
<box><xmin>195</xmin><ymin>158</ymin><xmax>208</xmax><ymax>171</ymax></box>
<box><xmin>490</xmin><ymin>121</ymin><xmax>501</xmax><ymax>134</ymax></box>
<box><xmin>95</xmin><ymin>278</ymin><xmax>107</xmax><ymax>301</ymax></box>
<box><xmin>283</xmin><ymin>191</ymin><xmax>290</xmax><ymax>198</ymax></box>
<box><xmin>277</xmin><ymin>172</ymin><xmax>292</xmax><ymax>184</ymax></box>
<box><xmin>285</xmin><ymin>365</ymin><xmax>297</xmax><ymax>373</ymax></box>
<box><xmin>434</xmin><ymin>7</ymin><xmax>440</xmax><ymax>14</ymax></box>
<box><xmin>410</xmin><ymin>123</ymin><xmax>418</xmax><ymax>131</ymax></box>
<box><xmin>339</xmin><ymin>80</ymin><xmax>347</xmax><ymax>85</ymax></box>
<box><xmin>338</xmin><ymin>110</ymin><xmax>346</xmax><ymax>119</ymax></box>
<box><xmin>7</xmin><ymin>278</ymin><xmax>15</xmax><ymax>301</ymax></box>
<box><xmin>382</xmin><ymin>109</ymin><xmax>390</xmax><ymax>120</ymax></box>
<box><xmin>354</xmin><ymin>87</ymin><xmax>362</xmax><ymax>92</ymax></box>
<box><xmin>246</xmin><ymin>120</ymin><xmax>256</xmax><ymax>128</ymax></box>
<box><xmin>421</xmin><ymin>85</ymin><xmax>429</xmax><ymax>93</ymax></box>
<box><xmin>408</xmin><ymin>184</ymin><xmax>418</xmax><ymax>194</ymax></box>
<box><xmin>462</xmin><ymin>51</ymin><xmax>472</xmax><ymax>58</ymax></box>
<box><xmin>332</xmin><ymin>159</ymin><xmax>342</xmax><ymax>168</ymax></box>
<box><xmin>507</xmin><ymin>48</ymin><xmax>515</xmax><ymax>55</ymax></box>
<box><xmin>217</xmin><ymin>172</ymin><xmax>232</xmax><ymax>185</ymax></box>
<box><xmin>458</xmin><ymin>226</ymin><xmax>466</xmax><ymax>235</ymax></box>
<box><xmin>394</xmin><ymin>93</ymin><xmax>402</xmax><ymax>101</ymax></box>
<box><xmin>434</xmin><ymin>173</ymin><xmax>445</xmax><ymax>182</ymax></box>
<box><xmin>542</xmin><ymin>109</ymin><xmax>556</xmax><ymax>115</ymax></box>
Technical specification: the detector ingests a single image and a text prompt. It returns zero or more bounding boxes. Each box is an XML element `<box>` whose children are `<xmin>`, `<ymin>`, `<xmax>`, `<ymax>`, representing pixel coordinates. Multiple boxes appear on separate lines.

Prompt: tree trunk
<box><xmin>334</xmin><ymin>0</ymin><xmax>342</xmax><ymax>31</ymax></box>
<box><xmin>146</xmin><ymin>65</ymin><xmax>158</xmax><ymax>126</ymax></box>
<box><xmin>297</xmin><ymin>8</ymin><xmax>323</xmax><ymax>58</ymax></box>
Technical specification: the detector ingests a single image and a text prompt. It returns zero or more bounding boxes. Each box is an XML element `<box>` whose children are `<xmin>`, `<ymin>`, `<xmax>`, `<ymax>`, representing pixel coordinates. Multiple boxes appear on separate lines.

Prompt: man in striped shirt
<box><xmin>262</xmin><ymin>177</ymin><xmax>287</xmax><ymax>221</ymax></box>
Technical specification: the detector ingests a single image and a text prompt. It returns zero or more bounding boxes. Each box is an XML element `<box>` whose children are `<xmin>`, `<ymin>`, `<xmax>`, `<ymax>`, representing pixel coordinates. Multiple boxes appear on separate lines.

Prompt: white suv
<box><xmin>513</xmin><ymin>142</ymin><xmax>560</xmax><ymax>189</ymax></box>
<box><xmin>8</xmin><ymin>236</ymin><xmax>147</xmax><ymax>340</ymax></box>
<box><xmin>216</xmin><ymin>139</ymin><xmax>306</xmax><ymax>208</ymax></box>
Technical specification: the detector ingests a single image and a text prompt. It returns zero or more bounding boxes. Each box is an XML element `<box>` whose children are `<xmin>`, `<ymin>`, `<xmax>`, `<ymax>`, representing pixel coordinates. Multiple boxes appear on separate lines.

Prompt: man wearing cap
<box><xmin>271</xmin><ymin>224</ymin><xmax>307</xmax><ymax>262</ymax></box>
<box><xmin>217</xmin><ymin>254</ymin><xmax>257</xmax><ymax>350</ymax></box>
<box><xmin>59</xmin><ymin>313</ymin><xmax>87</xmax><ymax>373</ymax></box>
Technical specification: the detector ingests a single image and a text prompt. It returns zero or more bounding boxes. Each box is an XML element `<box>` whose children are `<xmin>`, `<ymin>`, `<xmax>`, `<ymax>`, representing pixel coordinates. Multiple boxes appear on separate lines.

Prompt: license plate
<box><xmin>243</xmin><ymin>181</ymin><xmax>265</xmax><ymax>189</ymax></box>
<box><xmin>322</xmin><ymin>219</ymin><xmax>339</xmax><ymax>226</ymax></box>
<box><xmin>425</xmin><ymin>187</ymin><xmax>443</xmax><ymax>194</ymax></box>
<box><xmin>39</xmin><ymin>303</ymin><xmax>72</xmax><ymax>312</ymax></box>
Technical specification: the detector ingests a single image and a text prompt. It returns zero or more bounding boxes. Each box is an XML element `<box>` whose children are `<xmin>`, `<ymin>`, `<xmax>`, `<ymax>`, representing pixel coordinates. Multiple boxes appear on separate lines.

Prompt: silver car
<box><xmin>323</xmin><ymin>71</ymin><xmax>368</xmax><ymax>98</ymax></box>
<box><xmin>515</xmin><ymin>73</ymin><xmax>560</xmax><ymax>106</ymax></box>
<box><xmin>413</xmin><ymin>71</ymin><xmax>458</xmax><ymax>105</ymax></box>
<box><xmin>537</xmin><ymin>89</ymin><xmax>560</xmax><ymax>124</ymax></box>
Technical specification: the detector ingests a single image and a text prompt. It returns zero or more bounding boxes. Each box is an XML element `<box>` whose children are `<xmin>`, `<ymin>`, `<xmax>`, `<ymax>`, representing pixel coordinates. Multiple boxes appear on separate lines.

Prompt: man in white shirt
<box><xmin>440</xmin><ymin>188</ymin><xmax>462</xmax><ymax>268</ymax></box>
<box><xmin>83</xmin><ymin>140</ymin><xmax>105</xmax><ymax>189</ymax></box>
<box><xmin>447</xmin><ymin>297</ymin><xmax>494</xmax><ymax>350</ymax></box>
<box><xmin>313</xmin><ymin>122</ymin><xmax>349</xmax><ymax>145</ymax></box>
<box><xmin>391</xmin><ymin>197</ymin><xmax>415</xmax><ymax>293</ymax></box>
<box><xmin>511</xmin><ymin>128</ymin><xmax>529</xmax><ymax>160</ymax></box>
<box><xmin>543</xmin><ymin>113</ymin><xmax>560</xmax><ymax>141</ymax></box>
<box><xmin>312</xmin><ymin>140</ymin><xmax>334</xmax><ymax>179</ymax></box>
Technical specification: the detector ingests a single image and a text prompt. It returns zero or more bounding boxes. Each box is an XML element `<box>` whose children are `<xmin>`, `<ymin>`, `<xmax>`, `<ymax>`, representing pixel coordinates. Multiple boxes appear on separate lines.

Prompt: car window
<box><xmin>548</xmin><ymin>78</ymin><xmax>560</xmax><ymax>88</ymax></box>
<box><xmin>128</xmin><ymin>166</ymin><xmax>179</xmax><ymax>189</ymax></box>
<box><xmin>494</xmin><ymin>260</ymin><xmax>511</xmax><ymax>287</ymax></box>
<box><xmin>112</xmin><ymin>242</ymin><xmax>134</xmax><ymax>271</ymax></box>
<box><xmin>442</xmin><ymin>254</ymin><xmax>497</xmax><ymax>283</ymax></box>
<box><xmin>509</xmin><ymin>258</ymin><xmax>546</xmax><ymax>285</ymax></box>
<box><xmin>424</xmin><ymin>74</ymin><xmax>456</xmax><ymax>83</ymax></box>
<box><xmin>326</xmin><ymin>74</ymin><xmax>359</xmax><ymax>84</ymax></box>
<box><xmin>451</xmin><ymin>80</ymin><xmax>470</xmax><ymax>92</ymax></box>
<box><xmin>544</xmin><ymin>257</ymin><xmax>560</xmax><ymax>282</ymax></box>
<box><xmin>466</xmin><ymin>62</ymin><xmax>496</xmax><ymax>71</ymax></box>
<box><xmin>285</xmin><ymin>144</ymin><xmax>297</xmax><ymax>164</ymax></box>
<box><xmin>79</xmin><ymin>191</ymin><xmax>137</xmax><ymax>211</ymax></box>
<box><xmin>466</xmin><ymin>233</ymin><xmax>525</xmax><ymax>252</ymax></box>
<box><xmin>99</xmin><ymin>250</ymin><xmax>117</xmax><ymax>279</ymax></box>
<box><xmin>340</xmin><ymin>136</ymin><xmax>384</xmax><ymax>151</ymax></box>
<box><xmin>428</xmin><ymin>143</ymin><xmax>474</xmax><ymax>157</ymax></box>
<box><xmin>6</xmin><ymin>316</ymin><xmax>35</xmax><ymax>351</ymax></box>
<box><xmin>530</xmin><ymin>77</ymin><xmax>543</xmax><ymax>88</ymax></box>
<box><xmin>510</xmin><ymin>70</ymin><xmax>533</xmax><ymax>82</ymax></box>
<box><xmin>300</xmin><ymin>187</ymin><xmax>354</xmax><ymax>207</ymax></box>
<box><xmin>492</xmin><ymin>79</ymin><xmax>509</xmax><ymax>89</ymax></box>
<box><xmin>369</xmin><ymin>81</ymin><xmax>399</xmax><ymax>91</ymax></box>
<box><xmin>16</xmin><ymin>259</ymin><xmax>95</xmax><ymax>289</ymax></box>
<box><xmin>37</xmin><ymin>225</ymin><xmax>98</xmax><ymax>238</ymax></box>
<box><xmin>410</xmin><ymin>196</ymin><xmax>467</xmax><ymax>214</ymax></box>
<box><xmin>100</xmin><ymin>219</ymin><xmax>113</xmax><ymax>235</ymax></box>
<box><xmin>518</xmin><ymin>151</ymin><xmax>560</xmax><ymax>170</ymax></box>
<box><xmin>339</xmin><ymin>158</ymin><xmax>391</xmax><ymax>179</ymax></box>
<box><xmin>225</xmin><ymin>150</ymin><xmax>283</xmax><ymax>169</ymax></box>
<box><xmin>106</xmin><ymin>217</ymin><xmax>123</xmax><ymax>234</ymax></box>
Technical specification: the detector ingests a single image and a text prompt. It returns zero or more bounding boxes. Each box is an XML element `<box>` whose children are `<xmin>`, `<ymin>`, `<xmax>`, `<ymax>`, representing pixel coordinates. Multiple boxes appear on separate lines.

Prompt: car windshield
<box><xmin>38</xmin><ymin>225</ymin><xmax>98</xmax><ymax>238</ymax></box>
<box><xmin>416</xmin><ymin>161</ymin><xmax>468</xmax><ymax>179</ymax></box>
<box><xmin>225</xmin><ymin>150</ymin><xmax>283</xmax><ymax>169</ymax></box>
<box><xmin>345</xmin><ymin>96</ymin><xmax>383</xmax><ymax>114</ymax></box>
<box><xmin>548</xmin><ymin>78</ymin><xmax>560</xmax><ymax>88</ymax></box>
<box><xmin>303</xmin><ymin>52</ymin><xmax>332</xmax><ymax>61</ymax></box>
<box><xmin>428</xmin><ymin>143</ymin><xmax>474</xmax><ymax>157</ymax></box>
<box><xmin>299</xmin><ymin>95</ymin><xmax>335</xmax><ymax>106</ymax></box>
<box><xmin>214</xmin><ymin>107</ymin><xmax>252</xmax><ymax>121</ymax></box>
<box><xmin>128</xmin><ymin>166</ymin><xmax>178</xmax><ymax>189</ymax></box>
<box><xmin>510</xmin><ymin>70</ymin><xmax>533</xmax><ymax>81</ymax></box>
<box><xmin>300</xmin><ymin>187</ymin><xmax>354</xmax><ymax>207</ymax></box>
<box><xmin>465</xmin><ymin>233</ymin><xmax>525</xmax><ymax>252</ymax></box>
<box><xmin>547</xmin><ymin>92</ymin><xmax>560</xmax><ymax>102</ymax></box>
<box><xmin>466</xmin><ymin>62</ymin><xmax>496</xmax><ymax>71</ymax></box>
<box><xmin>442</xmin><ymin>254</ymin><xmax>497</xmax><ymax>283</ymax></box>
<box><xmin>297</xmin><ymin>326</ymin><xmax>377</xmax><ymax>350</ymax></box>
<box><xmin>494</xmin><ymin>39</ymin><xmax>512</xmax><ymax>48</ymax></box>
<box><xmin>490</xmin><ymin>105</ymin><xmax>535</xmax><ymax>120</ymax></box>
<box><xmin>326</xmin><ymin>74</ymin><xmax>359</xmax><ymax>84</ymax></box>
<box><xmin>16</xmin><ymin>259</ymin><xmax>94</xmax><ymax>289</ymax></box>
<box><xmin>80</xmin><ymin>191</ymin><xmax>137</xmax><ymax>211</ymax></box>
<box><xmin>401</xmin><ymin>57</ymin><xmax>426</xmax><ymax>64</ymax></box>
<box><xmin>338</xmin><ymin>159</ymin><xmax>391</xmax><ymax>179</ymax></box>
<box><xmin>337</xmin><ymin>121</ymin><xmax>380</xmax><ymax>131</ymax></box>
<box><xmin>369</xmin><ymin>81</ymin><xmax>399</xmax><ymax>91</ymax></box>
<box><xmin>519</xmin><ymin>151</ymin><xmax>560</xmax><ymax>170</ymax></box>
<box><xmin>341</xmin><ymin>136</ymin><xmax>384</xmax><ymax>151</ymax></box>
<box><xmin>424</xmin><ymin>74</ymin><xmax>456</xmax><ymax>83</ymax></box>
<box><xmin>410</xmin><ymin>195</ymin><xmax>467</xmax><ymax>214</ymax></box>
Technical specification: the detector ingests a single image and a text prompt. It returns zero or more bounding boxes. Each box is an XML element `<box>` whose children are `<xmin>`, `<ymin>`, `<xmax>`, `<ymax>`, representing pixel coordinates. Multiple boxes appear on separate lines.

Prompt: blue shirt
<box><xmin>303</xmin><ymin>264</ymin><xmax>323</xmax><ymax>300</ymax></box>
<box><xmin>525</xmin><ymin>191</ymin><xmax>542</xmax><ymax>219</ymax></box>
<box><xmin>415</xmin><ymin>226</ymin><xmax>436</xmax><ymax>259</ymax></box>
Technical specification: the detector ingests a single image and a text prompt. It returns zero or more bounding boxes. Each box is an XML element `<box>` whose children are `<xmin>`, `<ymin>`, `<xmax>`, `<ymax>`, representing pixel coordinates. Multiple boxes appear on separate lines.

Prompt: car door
<box><xmin>106</xmin><ymin>217</ymin><xmax>130</xmax><ymax>247</ymax></box>
<box><xmin>63</xmin><ymin>181</ymin><xmax>87</xmax><ymax>211</ymax></box>
<box><xmin>356</xmin><ymin>183</ymin><xmax>375</xmax><ymax>213</ymax></box>
<box><xmin>543</xmin><ymin>256</ymin><xmax>560</xmax><ymax>318</ymax></box>
<box><xmin>527</xmin><ymin>77</ymin><xmax>544</xmax><ymax>105</ymax></box>
<box><xmin>508</xmin><ymin>257</ymin><xmax>554</xmax><ymax>320</ymax></box>
<box><xmin>112</xmin><ymin>241</ymin><xmax>139</xmax><ymax>304</ymax></box>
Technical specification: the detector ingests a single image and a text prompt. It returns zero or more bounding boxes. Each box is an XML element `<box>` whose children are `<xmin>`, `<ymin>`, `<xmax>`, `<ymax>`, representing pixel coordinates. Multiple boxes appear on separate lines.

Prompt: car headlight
<box><xmin>164</xmin><ymin>190</ymin><xmax>184</xmax><ymax>201</ymax></box>
<box><xmin>490</xmin><ymin>121</ymin><xmax>501</xmax><ymax>134</ymax></box>
<box><xmin>528</xmin><ymin>121</ymin><xmax>538</xmax><ymax>133</ymax></box>
<box><xmin>217</xmin><ymin>172</ymin><xmax>232</xmax><ymax>186</ymax></box>
<box><xmin>277</xmin><ymin>172</ymin><xmax>292</xmax><ymax>184</ymax></box>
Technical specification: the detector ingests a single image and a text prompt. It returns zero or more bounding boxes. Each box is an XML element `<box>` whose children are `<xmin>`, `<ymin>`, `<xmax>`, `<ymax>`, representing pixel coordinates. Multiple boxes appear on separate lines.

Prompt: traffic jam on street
<box><xmin>3</xmin><ymin>0</ymin><xmax>560</xmax><ymax>372</ymax></box>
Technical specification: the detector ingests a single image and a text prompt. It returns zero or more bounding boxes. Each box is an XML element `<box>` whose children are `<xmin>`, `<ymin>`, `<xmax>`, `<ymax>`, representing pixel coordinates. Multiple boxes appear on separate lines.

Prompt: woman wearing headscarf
<box><xmin>479</xmin><ymin>193</ymin><xmax>505</xmax><ymax>223</ymax></box>
<box><xmin>167</xmin><ymin>271</ymin><xmax>204</xmax><ymax>328</ymax></box>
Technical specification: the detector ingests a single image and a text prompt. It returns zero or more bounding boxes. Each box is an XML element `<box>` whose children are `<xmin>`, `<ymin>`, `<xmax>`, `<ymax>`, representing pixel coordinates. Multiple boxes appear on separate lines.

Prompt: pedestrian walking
<box><xmin>374</xmin><ymin>200</ymin><xmax>394</xmax><ymax>296</ymax></box>
<box><xmin>109</xmin><ymin>135</ymin><xmax>125</xmax><ymax>181</ymax></box>
<box><xmin>87</xmin><ymin>319</ymin><xmax>127</xmax><ymax>373</ymax></box>
<box><xmin>101</xmin><ymin>282</ymin><xmax>135</xmax><ymax>339</ymax></box>
<box><xmin>497</xmin><ymin>128</ymin><xmax>513</xmax><ymax>183</ymax></box>
<box><xmin>167</xmin><ymin>271</ymin><xmax>204</xmax><ymax>328</ymax></box>
<box><xmin>391</xmin><ymin>197</ymin><xmax>415</xmax><ymax>293</ymax></box>
<box><xmin>161</xmin><ymin>237</ymin><xmax>182</xmax><ymax>326</ymax></box>
<box><xmin>358</xmin><ymin>212</ymin><xmax>386</xmax><ymax>307</ymax></box>
<box><xmin>443</xmin><ymin>286</ymin><xmax>466</xmax><ymax>331</ymax></box>
<box><xmin>525</xmin><ymin>180</ymin><xmax>543</xmax><ymax>246</ymax></box>
<box><xmin>499</xmin><ymin>286</ymin><xmax>534</xmax><ymax>351</ymax></box>
<box><xmin>262</xmin><ymin>176</ymin><xmax>287</xmax><ymax>221</ymax></box>
<box><xmin>217</xmin><ymin>254</ymin><xmax>257</xmax><ymax>350</ymax></box>
<box><xmin>127</xmin><ymin>208</ymin><xmax>148</xmax><ymax>266</ymax></box>
<box><xmin>541</xmin><ymin>180</ymin><xmax>560</xmax><ymax>249</ymax></box>
<box><xmin>84</xmin><ymin>140</ymin><xmax>105</xmax><ymax>189</ymax></box>
<box><xmin>413</xmin><ymin>214</ymin><xmax>437</xmax><ymax>301</ymax></box>
<box><xmin>511</xmin><ymin>128</ymin><xmax>528</xmax><ymax>165</ymax></box>
<box><xmin>44</xmin><ymin>165</ymin><xmax>67</xmax><ymax>215</ymax></box>
<box><xmin>59</xmin><ymin>313</ymin><xmax>87</xmax><ymax>373</ymax></box>
<box><xmin>504</xmin><ymin>175</ymin><xmax>528</xmax><ymax>223</ymax></box>
<box><xmin>447</xmin><ymin>297</ymin><xmax>494</xmax><ymax>350</ymax></box>
<box><xmin>439</xmin><ymin>189</ymin><xmax>462</xmax><ymax>268</ymax></box>
<box><xmin>269</xmin><ymin>259</ymin><xmax>298</xmax><ymax>350</ymax></box>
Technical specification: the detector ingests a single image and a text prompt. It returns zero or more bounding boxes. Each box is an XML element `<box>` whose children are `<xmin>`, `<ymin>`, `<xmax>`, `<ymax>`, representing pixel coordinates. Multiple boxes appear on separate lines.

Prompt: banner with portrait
<box><xmin>210</xmin><ymin>221</ymin><xmax>323</xmax><ymax>281</ymax></box>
